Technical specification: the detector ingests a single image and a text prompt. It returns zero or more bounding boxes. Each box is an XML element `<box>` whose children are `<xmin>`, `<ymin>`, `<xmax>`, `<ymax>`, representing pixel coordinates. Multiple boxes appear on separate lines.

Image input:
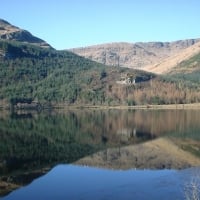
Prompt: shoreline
<box><xmin>2</xmin><ymin>103</ymin><xmax>200</xmax><ymax>111</ymax></box>
<box><xmin>53</xmin><ymin>103</ymin><xmax>200</xmax><ymax>110</ymax></box>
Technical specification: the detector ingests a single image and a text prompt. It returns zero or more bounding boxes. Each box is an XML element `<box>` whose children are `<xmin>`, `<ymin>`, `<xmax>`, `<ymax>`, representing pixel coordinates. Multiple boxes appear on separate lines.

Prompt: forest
<box><xmin>1</xmin><ymin>39</ymin><xmax>200</xmax><ymax>107</ymax></box>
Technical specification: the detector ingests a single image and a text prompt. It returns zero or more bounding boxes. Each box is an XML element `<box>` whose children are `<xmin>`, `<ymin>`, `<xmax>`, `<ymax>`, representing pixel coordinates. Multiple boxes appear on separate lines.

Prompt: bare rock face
<box><xmin>69</xmin><ymin>39</ymin><xmax>200</xmax><ymax>72</ymax></box>
<box><xmin>0</xmin><ymin>19</ymin><xmax>51</xmax><ymax>48</ymax></box>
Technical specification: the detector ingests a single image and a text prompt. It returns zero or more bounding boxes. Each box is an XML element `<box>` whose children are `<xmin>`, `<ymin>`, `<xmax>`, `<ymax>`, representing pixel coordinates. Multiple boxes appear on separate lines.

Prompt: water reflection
<box><xmin>0</xmin><ymin>109</ymin><xmax>200</xmax><ymax>196</ymax></box>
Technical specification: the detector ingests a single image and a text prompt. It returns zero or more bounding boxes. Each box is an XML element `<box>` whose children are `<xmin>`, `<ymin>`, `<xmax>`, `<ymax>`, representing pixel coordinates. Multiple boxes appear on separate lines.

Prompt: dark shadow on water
<box><xmin>10</xmin><ymin>112</ymin><xmax>33</xmax><ymax>119</ymax></box>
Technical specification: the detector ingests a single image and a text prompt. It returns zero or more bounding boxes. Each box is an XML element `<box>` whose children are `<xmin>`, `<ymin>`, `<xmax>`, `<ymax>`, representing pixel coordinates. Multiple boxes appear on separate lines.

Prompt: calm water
<box><xmin>0</xmin><ymin>109</ymin><xmax>200</xmax><ymax>199</ymax></box>
<box><xmin>2</xmin><ymin>165</ymin><xmax>200</xmax><ymax>200</ymax></box>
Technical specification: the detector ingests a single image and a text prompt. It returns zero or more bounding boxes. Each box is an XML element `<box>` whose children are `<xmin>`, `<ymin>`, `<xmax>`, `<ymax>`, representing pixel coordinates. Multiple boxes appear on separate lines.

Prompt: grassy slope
<box><xmin>163</xmin><ymin>52</ymin><xmax>200</xmax><ymax>88</ymax></box>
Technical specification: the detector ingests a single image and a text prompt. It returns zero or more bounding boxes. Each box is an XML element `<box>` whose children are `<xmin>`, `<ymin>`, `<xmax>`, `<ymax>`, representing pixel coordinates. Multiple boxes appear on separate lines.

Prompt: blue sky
<box><xmin>1</xmin><ymin>0</ymin><xmax>200</xmax><ymax>49</ymax></box>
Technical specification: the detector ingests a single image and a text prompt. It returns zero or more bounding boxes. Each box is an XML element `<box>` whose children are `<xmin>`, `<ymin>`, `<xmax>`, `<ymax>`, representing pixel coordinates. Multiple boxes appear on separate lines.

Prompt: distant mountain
<box><xmin>144</xmin><ymin>41</ymin><xmax>200</xmax><ymax>74</ymax></box>
<box><xmin>69</xmin><ymin>39</ymin><xmax>200</xmax><ymax>73</ymax></box>
<box><xmin>0</xmin><ymin>19</ymin><xmax>51</xmax><ymax>48</ymax></box>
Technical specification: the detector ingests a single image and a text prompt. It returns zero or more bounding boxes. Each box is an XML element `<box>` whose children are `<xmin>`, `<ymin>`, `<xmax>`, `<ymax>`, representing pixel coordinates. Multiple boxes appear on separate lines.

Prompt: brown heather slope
<box><xmin>69</xmin><ymin>39</ymin><xmax>200</xmax><ymax>73</ymax></box>
<box><xmin>144</xmin><ymin>41</ymin><xmax>200</xmax><ymax>74</ymax></box>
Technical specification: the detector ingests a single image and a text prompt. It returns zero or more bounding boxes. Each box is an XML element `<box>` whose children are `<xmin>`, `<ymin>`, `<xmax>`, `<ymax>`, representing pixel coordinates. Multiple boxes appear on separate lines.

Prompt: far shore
<box><xmin>53</xmin><ymin>103</ymin><xmax>200</xmax><ymax>110</ymax></box>
<box><xmin>2</xmin><ymin>103</ymin><xmax>200</xmax><ymax>111</ymax></box>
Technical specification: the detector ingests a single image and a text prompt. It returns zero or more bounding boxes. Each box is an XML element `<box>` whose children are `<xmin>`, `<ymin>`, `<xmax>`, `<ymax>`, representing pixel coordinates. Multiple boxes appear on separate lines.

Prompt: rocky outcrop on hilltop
<box><xmin>0</xmin><ymin>19</ymin><xmax>51</xmax><ymax>48</ymax></box>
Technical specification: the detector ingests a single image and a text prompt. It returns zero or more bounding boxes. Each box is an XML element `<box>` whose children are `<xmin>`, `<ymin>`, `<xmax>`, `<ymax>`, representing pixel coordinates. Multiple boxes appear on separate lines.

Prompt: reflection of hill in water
<box><xmin>1</xmin><ymin>109</ymin><xmax>200</xmax><ymax>172</ymax></box>
<box><xmin>1</xmin><ymin>109</ymin><xmax>200</xmax><ymax>195</ymax></box>
<box><xmin>76</xmin><ymin>138</ymin><xmax>200</xmax><ymax>170</ymax></box>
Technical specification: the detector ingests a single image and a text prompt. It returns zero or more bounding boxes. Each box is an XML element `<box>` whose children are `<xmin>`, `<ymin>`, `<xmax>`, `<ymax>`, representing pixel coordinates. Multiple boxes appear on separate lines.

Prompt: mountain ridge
<box><xmin>144</xmin><ymin>41</ymin><xmax>200</xmax><ymax>74</ymax></box>
<box><xmin>0</xmin><ymin>19</ymin><xmax>51</xmax><ymax>48</ymax></box>
<box><xmin>69</xmin><ymin>39</ymin><xmax>200</xmax><ymax>73</ymax></box>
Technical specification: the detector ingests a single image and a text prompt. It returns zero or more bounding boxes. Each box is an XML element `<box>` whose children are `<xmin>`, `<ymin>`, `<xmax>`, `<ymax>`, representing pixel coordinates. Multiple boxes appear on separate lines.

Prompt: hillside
<box><xmin>1</xmin><ymin>40</ymin><xmax>200</xmax><ymax>107</ymax></box>
<box><xmin>0</xmin><ymin>19</ymin><xmax>51</xmax><ymax>48</ymax></box>
<box><xmin>0</xmin><ymin>39</ymin><xmax>155</xmax><ymax>107</ymax></box>
<box><xmin>69</xmin><ymin>39</ymin><xmax>200</xmax><ymax>71</ymax></box>
<box><xmin>161</xmin><ymin>51</ymin><xmax>200</xmax><ymax>89</ymax></box>
<box><xmin>1</xmin><ymin>19</ymin><xmax>200</xmax><ymax>107</ymax></box>
<box><xmin>144</xmin><ymin>41</ymin><xmax>200</xmax><ymax>74</ymax></box>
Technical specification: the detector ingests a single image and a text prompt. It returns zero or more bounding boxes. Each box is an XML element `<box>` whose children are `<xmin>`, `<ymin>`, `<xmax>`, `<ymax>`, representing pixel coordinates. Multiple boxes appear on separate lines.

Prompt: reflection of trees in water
<box><xmin>1</xmin><ymin>109</ymin><xmax>200</xmax><ymax>195</ymax></box>
<box><xmin>1</xmin><ymin>110</ymin><xmax>200</xmax><ymax>171</ymax></box>
<box><xmin>75</xmin><ymin>109</ymin><xmax>200</xmax><ymax>138</ymax></box>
